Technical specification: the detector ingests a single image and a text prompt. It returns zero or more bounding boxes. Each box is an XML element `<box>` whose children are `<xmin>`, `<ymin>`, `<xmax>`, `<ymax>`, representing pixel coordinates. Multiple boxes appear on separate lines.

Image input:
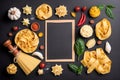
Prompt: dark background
<box><xmin>0</xmin><ymin>0</ymin><xmax>120</xmax><ymax>80</ymax></box>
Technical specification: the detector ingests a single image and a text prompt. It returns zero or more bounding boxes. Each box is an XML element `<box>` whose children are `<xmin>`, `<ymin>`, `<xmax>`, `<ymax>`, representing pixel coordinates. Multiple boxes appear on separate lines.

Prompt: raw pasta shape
<box><xmin>95</xmin><ymin>18</ymin><xmax>112</xmax><ymax>40</ymax></box>
<box><xmin>81</xmin><ymin>48</ymin><xmax>112</xmax><ymax>74</ymax></box>
<box><xmin>15</xmin><ymin>29</ymin><xmax>39</xmax><ymax>53</ymax></box>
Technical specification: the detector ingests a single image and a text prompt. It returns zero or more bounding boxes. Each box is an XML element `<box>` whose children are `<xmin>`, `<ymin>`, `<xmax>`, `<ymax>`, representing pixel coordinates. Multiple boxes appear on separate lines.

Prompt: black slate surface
<box><xmin>0</xmin><ymin>0</ymin><xmax>120</xmax><ymax>80</ymax></box>
<box><xmin>47</xmin><ymin>22</ymin><xmax>73</xmax><ymax>59</ymax></box>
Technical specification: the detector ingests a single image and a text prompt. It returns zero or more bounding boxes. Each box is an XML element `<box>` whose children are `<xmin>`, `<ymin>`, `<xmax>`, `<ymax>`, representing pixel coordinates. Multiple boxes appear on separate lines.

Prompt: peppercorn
<box><xmin>8</xmin><ymin>32</ymin><xmax>13</xmax><ymax>37</ymax></box>
<box><xmin>97</xmin><ymin>40</ymin><xmax>102</xmax><ymax>45</ymax></box>
<box><xmin>89</xmin><ymin>20</ymin><xmax>95</xmax><ymax>24</ymax></box>
<box><xmin>40</xmin><ymin>45</ymin><xmax>44</xmax><ymax>50</ymax></box>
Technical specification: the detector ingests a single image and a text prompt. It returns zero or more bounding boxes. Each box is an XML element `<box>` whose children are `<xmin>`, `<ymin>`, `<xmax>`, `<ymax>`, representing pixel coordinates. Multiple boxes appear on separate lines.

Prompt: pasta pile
<box><xmin>95</xmin><ymin>18</ymin><xmax>111</xmax><ymax>40</ymax></box>
<box><xmin>36</xmin><ymin>4</ymin><xmax>52</xmax><ymax>20</ymax></box>
<box><xmin>15</xmin><ymin>29</ymin><xmax>39</xmax><ymax>53</ymax></box>
<box><xmin>81</xmin><ymin>48</ymin><xmax>112</xmax><ymax>74</ymax></box>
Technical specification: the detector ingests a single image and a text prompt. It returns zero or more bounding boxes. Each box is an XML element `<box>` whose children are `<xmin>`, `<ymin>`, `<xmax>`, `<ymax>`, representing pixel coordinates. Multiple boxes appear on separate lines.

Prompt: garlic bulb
<box><xmin>8</xmin><ymin>7</ymin><xmax>21</xmax><ymax>20</ymax></box>
<box><xmin>105</xmin><ymin>41</ymin><xmax>111</xmax><ymax>53</ymax></box>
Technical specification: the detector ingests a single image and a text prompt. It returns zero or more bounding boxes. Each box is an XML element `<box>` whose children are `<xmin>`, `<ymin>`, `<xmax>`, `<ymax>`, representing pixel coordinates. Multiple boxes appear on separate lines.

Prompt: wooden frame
<box><xmin>45</xmin><ymin>20</ymin><xmax>75</xmax><ymax>62</ymax></box>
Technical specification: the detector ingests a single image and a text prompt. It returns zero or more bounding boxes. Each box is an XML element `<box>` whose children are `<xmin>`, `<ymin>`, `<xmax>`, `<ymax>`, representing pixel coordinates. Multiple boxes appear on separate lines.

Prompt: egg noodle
<box><xmin>15</xmin><ymin>29</ymin><xmax>39</xmax><ymax>53</ymax></box>
<box><xmin>81</xmin><ymin>48</ymin><xmax>112</xmax><ymax>74</ymax></box>
<box><xmin>95</xmin><ymin>18</ymin><xmax>111</xmax><ymax>40</ymax></box>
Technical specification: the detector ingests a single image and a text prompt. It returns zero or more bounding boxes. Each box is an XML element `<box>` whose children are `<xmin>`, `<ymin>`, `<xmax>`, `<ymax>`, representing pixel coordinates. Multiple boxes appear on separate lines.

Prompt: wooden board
<box><xmin>45</xmin><ymin>20</ymin><xmax>75</xmax><ymax>62</ymax></box>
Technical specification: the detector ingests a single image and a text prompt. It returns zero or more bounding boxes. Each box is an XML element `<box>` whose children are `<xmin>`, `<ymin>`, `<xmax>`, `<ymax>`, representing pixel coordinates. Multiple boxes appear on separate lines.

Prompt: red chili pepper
<box><xmin>81</xmin><ymin>13</ymin><xmax>86</xmax><ymax>25</ymax></box>
<box><xmin>77</xmin><ymin>13</ymin><xmax>86</xmax><ymax>27</ymax></box>
<box><xmin>77</xmin><ymin>13</ymin><xmax>84</xmax><ymax>26</ymax></box>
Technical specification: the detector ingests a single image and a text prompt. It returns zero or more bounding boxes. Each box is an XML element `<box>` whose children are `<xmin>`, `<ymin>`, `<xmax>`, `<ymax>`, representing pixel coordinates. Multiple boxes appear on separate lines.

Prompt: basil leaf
<box><xmin>97</xmin><ymin>4</ymin><xmax>105</xmax><ymax>10</ymax></box>
<box><xmin>68</xmin><ymin>64</ymin><xmax>83</xmax><ymax>75</ymax></box>
<box><xmin>77</xmin><ymin>65</ymin><xmax>83</xmax><ymax>75</ymax></box>
<box><xmin>105</xmin><ymin>7</ymin><xmax>114</xmax><ymax>19</ymax></box>
<box><xmin>74</xmin><ymin>38</ymin><xmax>85</xmax><ymax>61</ymax></box>
<box><xmin>68</xmin><ymin>64</ymin><xmax>78</xmax><ymax>73</ymax></box>
<box><xmin>107</xmin><ymin>5</ymin><xmax>115</xmax><ymax>9</ymax></box>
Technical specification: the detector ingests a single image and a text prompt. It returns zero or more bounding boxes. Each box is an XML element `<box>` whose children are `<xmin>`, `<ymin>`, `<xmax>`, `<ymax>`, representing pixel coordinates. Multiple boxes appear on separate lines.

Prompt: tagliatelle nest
<box><xmin>15</xmin><ymin>29</ymin><xmax>39</xmax><ymax>53</ymax></box>
<box><xmin>36</xmin><ymin>4</ymin><xmax>52</xmax><ymax>20</ymax></box>
<box><xmin>55</xmin><ymin>5</ymin><xmax>68</xmax><ymax>17</ymax></box>
<box><xmin>81</xmin><ymin>48</ymin><xmax>112</xmax><ymax>74</ymax></box>
<box><xmin>95</xmin><ymin>18</ymin><xmax>111</xmax><ymax>40</ymax></box>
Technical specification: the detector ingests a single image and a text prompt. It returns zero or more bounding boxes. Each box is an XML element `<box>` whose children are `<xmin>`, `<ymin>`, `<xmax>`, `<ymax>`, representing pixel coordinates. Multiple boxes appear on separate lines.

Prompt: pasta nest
<box><xmin>89</xmin><ymin>6</ymin><xmax>100</xmax><ymax>18</ymax></box>
<box><xmin>36</xmin><ymin>3</ymin><xmax>52</xmax><ymax>20</ymax></box>
<box><xmin>81</xmin><ymin>48</ymin><xmax>112</xmax><ymax>74</ymax></box>
<box><xmin>95</xmin><ymin>18</ymin><xmax>112</xmax><ymax>40</ymax></box>
<box><xmin>15</xmin><ymin>29</ymin><xmax>39</xmax><ymax>53</ymax></box>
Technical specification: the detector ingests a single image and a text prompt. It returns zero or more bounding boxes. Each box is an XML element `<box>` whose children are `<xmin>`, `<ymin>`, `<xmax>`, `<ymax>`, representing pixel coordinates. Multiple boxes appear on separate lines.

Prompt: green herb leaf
<box><xmin>68</xmin><ymin>64</ymin><xmax>78</xmax><ymax>73</ymax></box>
<box><xmin>105</xmin><ymin>7</ymin><xmax>114</xmax><ymax>19</ymax></box>
<box><xmin>68</xmin><ymin>64</ymin><xmax>83</xmax><ymax>75</ymax></box>
<box><xmin>77</xmin><ymin>65</ymin><xmax>83</xmax><ymax>75</ymax></box>
<box><xmin>107</xmin><ymin>5</ymin><xmax>115</xmax><ymax>9</ymax></box>
<box><xmin>74</xmin><ymin>38</ymin><xmax>85</xmax><ymax>61</ymax></box>
<box><xmin>97</xmin><ymin>4</ymin><xmax>105</xmax><ymax>10</ymax></box>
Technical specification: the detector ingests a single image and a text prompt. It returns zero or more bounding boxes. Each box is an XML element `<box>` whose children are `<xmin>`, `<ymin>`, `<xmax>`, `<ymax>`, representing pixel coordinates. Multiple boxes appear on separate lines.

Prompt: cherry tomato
<box><xmin>74</xmin><ymin>6</ymin><xmax>80</xmax><ymax>12</ymax></box>
<box><xmin>13</xmin><ymin>26</ymin><xmax>19</xmax><ymax>31</ymax></box>
<box><xmin>81</xmin><ymin>6</ymin><xmax>87</xmax><ymax>12</ymax></box>
<box><xmin>39</xmin><ymin>62</ymin><xmax>46</xmax><ymax>69</ymax></box>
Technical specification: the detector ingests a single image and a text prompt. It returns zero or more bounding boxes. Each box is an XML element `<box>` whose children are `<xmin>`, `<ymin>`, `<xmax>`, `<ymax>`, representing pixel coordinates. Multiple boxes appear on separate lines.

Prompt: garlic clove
<box><xmin>10</xmin><ymin>15</ymin><xmax>14</xmax><ymax>20</ymax></box>
<box><xmin>13</xmin><ymin>16</ymin><xmax>18</xmax><ymax>20</ymax></box>
<box><xmin>32</xmin><ymin>51</ymin><xmax>44</xmax><ymax>60</ymax></box>
<box><xmin>105</xmin><ymin>41</ymin><xmax>111</xmax><ymax>53</ymax></box>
